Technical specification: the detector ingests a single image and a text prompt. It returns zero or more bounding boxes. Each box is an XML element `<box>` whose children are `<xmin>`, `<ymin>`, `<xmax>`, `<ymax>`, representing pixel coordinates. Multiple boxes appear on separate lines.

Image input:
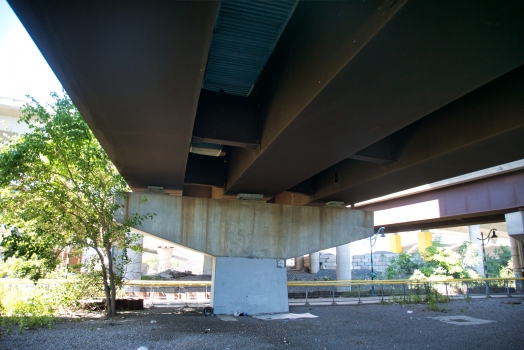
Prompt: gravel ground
<box><xmin>2</xmin><ymin>296</ymin><xmax>523</xmax><ymax>349</ymax></box>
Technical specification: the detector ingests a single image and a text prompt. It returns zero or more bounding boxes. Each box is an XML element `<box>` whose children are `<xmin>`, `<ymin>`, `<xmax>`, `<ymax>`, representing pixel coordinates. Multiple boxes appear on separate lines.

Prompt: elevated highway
<box><xmin>8</xmin><ymin>0</ymin><xmax>524</xmax><ymax>203</ymax></box>
<box><xmin>8</xmin><ymin>0</ymin><xmax>524</xmax><ymax>314</ymax></box>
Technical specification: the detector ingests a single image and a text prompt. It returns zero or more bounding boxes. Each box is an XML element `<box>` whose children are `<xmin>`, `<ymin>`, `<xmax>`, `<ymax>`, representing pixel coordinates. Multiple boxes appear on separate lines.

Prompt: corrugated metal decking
<box><xmin>202</xmin><ymin>0</ymin><xmax>298</xmax><ymax>96</ymax></box>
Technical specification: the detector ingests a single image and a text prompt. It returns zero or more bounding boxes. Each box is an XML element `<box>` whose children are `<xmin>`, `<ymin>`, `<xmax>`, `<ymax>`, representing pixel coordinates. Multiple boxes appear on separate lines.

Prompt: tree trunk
<box><xmin>94</xmin><ymin>247</ymin><xmax>112</xmax><ymax>317</ymax></box>
<box><xmin>106</xmin><ymin>245</ymin><xmax>117</xmax><ymax>317</ymax></box>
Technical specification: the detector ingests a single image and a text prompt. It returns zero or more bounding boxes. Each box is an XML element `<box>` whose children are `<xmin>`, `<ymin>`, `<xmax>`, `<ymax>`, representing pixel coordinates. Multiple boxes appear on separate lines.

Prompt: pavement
<box><xmin>2</xmin><ymin>296</ymin><xmax>524</xmax><ymax>349</ymax></box>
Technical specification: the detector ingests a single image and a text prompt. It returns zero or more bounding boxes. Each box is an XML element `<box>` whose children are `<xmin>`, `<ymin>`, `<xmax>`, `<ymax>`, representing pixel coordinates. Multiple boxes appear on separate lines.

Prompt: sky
<box><xmin>0</xmin><ymin>0</ymin><xmax>63</xmax><ymax>106</ymax></box>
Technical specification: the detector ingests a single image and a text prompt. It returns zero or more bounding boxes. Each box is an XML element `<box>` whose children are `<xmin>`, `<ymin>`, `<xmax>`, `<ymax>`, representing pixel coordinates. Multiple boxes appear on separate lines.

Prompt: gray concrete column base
<box><xmin>211</xmin><ymin>257</ymin><xmax>288</xmax><ymax>315</ymax></box>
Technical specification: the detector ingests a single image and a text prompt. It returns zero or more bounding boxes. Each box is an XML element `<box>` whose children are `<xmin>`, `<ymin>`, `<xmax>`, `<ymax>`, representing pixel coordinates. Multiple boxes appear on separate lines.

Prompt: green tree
<box><xmin>485</xmin><ymin>246</ymin><xmax>512</xmax><ymax>277</ymax></box>
<box><xmin>457</xmin><ymin>240</ymin><xmax>481</xmax><ymax>270</ymax></box>
<box><xmin>0</xmin><ymin>93</ymin><xmax>152</xmax><ymax>317</ymax></box>
<box><xmin>385</xmin><ymin>253</ymin><xmax>421</xmax><ymax>279</ymax></box>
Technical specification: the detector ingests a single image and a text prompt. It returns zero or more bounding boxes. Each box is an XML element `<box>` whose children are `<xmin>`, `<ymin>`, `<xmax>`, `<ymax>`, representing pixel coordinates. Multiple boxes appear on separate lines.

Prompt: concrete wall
<box><xmin>304</xmin><ymin>252</ymin><xmax>336</xmax><ymax>270</ymax></box>
<box><xmin>0</xmin><ymin>103</ymin><xmax>28</xmax><ymax>141</ymax></box>
<box><xmin>211</xmin><ymin>257</ymin><xmax>288</xmax><ymax>315</ymax></box>
<box><xmin>351</xmin><ymin>253</ymin><xmax>399</xmax><ymax>273</ymax></box>
<box><xmin>120</xmin><ymin>193</ymin><xmax>374</xmax><ymax>259</ymax></box>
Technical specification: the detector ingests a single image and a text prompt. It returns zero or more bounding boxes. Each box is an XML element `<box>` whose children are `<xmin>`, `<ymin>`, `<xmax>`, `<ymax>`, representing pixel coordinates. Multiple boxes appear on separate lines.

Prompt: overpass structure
<box><xmin>359</xmin><ymin>162</ymin><xmax>524</xmax><ymax>233</ymax></box>
<box><xmin>8</xmin><ymin>0</ymin><xmax>524</xmax><ymax>314</ymax></box>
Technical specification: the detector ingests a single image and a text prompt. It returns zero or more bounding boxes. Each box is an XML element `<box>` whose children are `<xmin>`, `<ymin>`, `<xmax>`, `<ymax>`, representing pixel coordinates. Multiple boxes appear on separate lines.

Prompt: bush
<box><xmin>385</xmin><ymin>253</ymin><xmax>421</xmax><ymax>279</ymax></box>
<box><xmin>0</xmin><ymin>285</ymin><xmax>55</xmax><ymax>334</ymax></box>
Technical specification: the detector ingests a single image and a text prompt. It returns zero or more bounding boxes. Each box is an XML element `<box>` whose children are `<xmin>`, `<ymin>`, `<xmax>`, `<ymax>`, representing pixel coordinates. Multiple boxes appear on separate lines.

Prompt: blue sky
<box><xmin>0</xmin><ymin>0</ymin><xmax>63</xmax><ymax>105</ymax></box>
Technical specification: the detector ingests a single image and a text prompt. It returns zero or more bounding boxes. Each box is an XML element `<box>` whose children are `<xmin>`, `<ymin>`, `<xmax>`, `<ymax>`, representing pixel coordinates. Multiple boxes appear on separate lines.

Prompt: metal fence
<box><xmin>287</xmin><ymin>277</ymin><xmax>524</xmax><ymax>305</ymax></box>
<box><xmin>1</xmin><ymin>277</ymin><xmax>522</xmax><ymax>307</ymax></box>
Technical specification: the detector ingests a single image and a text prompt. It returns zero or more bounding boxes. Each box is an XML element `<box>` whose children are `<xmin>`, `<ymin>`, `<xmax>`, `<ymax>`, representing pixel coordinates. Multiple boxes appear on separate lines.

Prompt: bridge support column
<box><xmin>124</xmin><ymin>234</ymin><xmax>144</xmax><ymax>280</ymax></box>
<box><xmin>112</xmin><ymin>234</ymin><xmax>144</xmax><ymax>280</ymax></box>
<box><xmin>388</xmin><ymin>234</ymin><xmax>402</xmax><ymax>253</ymax></box>
<box><xmin>508</xmin><ymin>237</ymin><xmax>523</xmax><ymax>291</ymax></box>
<box><xmin>417</xmin><ymin>231</ymin><xmax>433</xmax><ymax>253</ymax></box>
<box><xmin>468</xmin><ymin>225</ymin><xmax>487</xmax><ymax>277</ymax></box>
<box><xmin>506</xmin><ymin>212</ymin><xmax>524</xmax><ymax>291</ymax></box>
<box><xmin>294</xmin><ymin>256</ymin><xmax>304</xmax><ymax>270</ymax></box>
<box><xmin>203</xmin><ymin>255</ymin><xmax>214</xmax><ymax>275</ymax></box>
<box><xmin>336</xmin><ymin>243</ymin><xmax>351</xmax><ymax>292</ymax></box>
<box><xmin>309</xmin><ymin>252</ymin><xmax>320</xmax><ymax>273</ymax></box>
<box><xmin>211</xmin><ymin>257</ymin><xmax>288</xmax><ymax>315</ymax></box>
<box><xmin>157</xmin><ymin>247</ymin><xmax>174</xmax><ymax>272</ymax></box>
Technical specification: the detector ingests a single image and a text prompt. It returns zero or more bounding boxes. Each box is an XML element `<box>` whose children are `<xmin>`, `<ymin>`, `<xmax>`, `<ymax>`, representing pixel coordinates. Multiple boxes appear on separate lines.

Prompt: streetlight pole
<box><xmin>369</xmin><ymin>227</ymin><xmax>386</xmax><ymax>295</ymax></box>
<box><xmin>478</xmin><ymin>228</ymin><xmax>497</xmax><ymax>296</ymax></box>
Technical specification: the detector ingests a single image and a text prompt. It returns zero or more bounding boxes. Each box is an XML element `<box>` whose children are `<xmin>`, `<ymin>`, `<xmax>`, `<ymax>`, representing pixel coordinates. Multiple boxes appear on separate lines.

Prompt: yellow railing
<box><xmin>287</xmin><ymin>277</ymin><xmax>524</xmax><ymax>287</ymax></box>
<box><xmin>0</xmin><ymin>277</ymin><xmax>522</xmax><ymax>287</ymax></box>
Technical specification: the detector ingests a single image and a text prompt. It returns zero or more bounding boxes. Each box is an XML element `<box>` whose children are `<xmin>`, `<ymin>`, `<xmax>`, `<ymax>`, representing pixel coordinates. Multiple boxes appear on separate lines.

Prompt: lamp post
<box><xmin>478</xmin><ymin>228</ymin><xmax>497</xmax><ymax>295</ymax></box>
<box><xmin>369</xmin><ymin>227</ymin><xmax>386</xmax><ymax>295</ymax></box>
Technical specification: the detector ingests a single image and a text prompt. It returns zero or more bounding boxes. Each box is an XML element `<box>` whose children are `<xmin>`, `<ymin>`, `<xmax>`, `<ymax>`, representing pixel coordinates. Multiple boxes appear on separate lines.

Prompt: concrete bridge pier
<box><xmin>211</xmin><ymin>257</ymin><xmax>288</xmax><ymax>315</ymax></box>
<box><xmin>468</xmin><ymin>225</ymin><xmax>486</xmax><ymax>277</ymax></box>
<box><xmin>294</xmin><ymin>256</ymin><xmax>304</xmax><ymax>270</ymax></box>
<box><xmin>156</xmin><ymin>247</ymin><xmax>174</xmax><ymax>272</ymax></box>
<box><xmin>203</xmin><ymin>255</ymin><xmax>214</xmax><ymax>275</ymax></box>
<box><xmin>309</xmin><ymin>252</ymin><xmax>320</xmax><ymax>273</ymax></box>
<box><xmin>119</xmin><ymin>193</ymin><xmax>373</xmax><ymax>314</ymax></box>
<box><xmin>336</xmin><ymin>243</ymin><xmax>351</xmax><ymax>292</ymax></box>
<box><xmin>506</xmin><ymin>212</ymin><xmax>524</xmax><ymax>290</ymax></box>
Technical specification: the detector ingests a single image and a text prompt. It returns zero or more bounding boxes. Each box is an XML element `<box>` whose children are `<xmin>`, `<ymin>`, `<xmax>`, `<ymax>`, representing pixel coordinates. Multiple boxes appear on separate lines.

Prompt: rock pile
<box><xmin>156</xmin><ymin>269</ymin><xmax>195</xmax><ymax>279</ymax></box>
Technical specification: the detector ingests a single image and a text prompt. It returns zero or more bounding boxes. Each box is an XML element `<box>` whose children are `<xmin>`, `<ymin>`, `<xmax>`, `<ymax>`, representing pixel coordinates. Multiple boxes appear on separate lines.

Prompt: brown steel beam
<box><xmin>225</xmin><ymin>0</ymin><xmax>524</xmax><ymax>197</ymax></box>
<box><xmin>193</xmin><ymin>90</ymin><xmax>260</xmax><ymax>149</ymax></box>
<box><xmin>360</xmin><ymin>169</ymin><xmax>524</xmax><ymax>232</ymax></box>
<box><xmin>184</xmin><ymin>153</ymin><xmax>227</xmax><ymax>188</ymax></box>
<box><xmin>309</xmin><ymin>65</ymin><xmax>524</xmax><ymax>205</ymax></box>
<box><xmin>8</xmin><ymin>0</ymin><xmax>218</xmax><ymax>192</ymax></box>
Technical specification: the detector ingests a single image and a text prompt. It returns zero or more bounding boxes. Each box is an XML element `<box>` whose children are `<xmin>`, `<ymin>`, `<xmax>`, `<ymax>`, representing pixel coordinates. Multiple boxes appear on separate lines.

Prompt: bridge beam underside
<box><xmin>359</xmin><ymin>170</ymin><xmax>524</xmax><ymax>232</ymax></box>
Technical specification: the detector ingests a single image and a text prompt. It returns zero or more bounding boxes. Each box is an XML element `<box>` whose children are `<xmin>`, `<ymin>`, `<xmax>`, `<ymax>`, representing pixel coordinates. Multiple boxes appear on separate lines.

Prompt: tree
<box><xmin>0</xmin><ymin>93</ymin><xmax>152</xmax><ymax>317</ymax></box>
<box><xmin>485</xmin><ymin>246</ymin><xmax>512</xmax><ymax>277</ymax></box>
<box><xmin>385</xmin><ymin>253</ymin><xmax>421</xmax><ymax>279</ymax></box>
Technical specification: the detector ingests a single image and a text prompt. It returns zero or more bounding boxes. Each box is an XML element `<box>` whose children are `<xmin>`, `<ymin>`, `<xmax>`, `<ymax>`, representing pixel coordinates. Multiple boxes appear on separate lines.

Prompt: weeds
<box><xmin>0</xmin><ymin>286</ymin><xmax>55</xmax><ymax>334</ymax></box>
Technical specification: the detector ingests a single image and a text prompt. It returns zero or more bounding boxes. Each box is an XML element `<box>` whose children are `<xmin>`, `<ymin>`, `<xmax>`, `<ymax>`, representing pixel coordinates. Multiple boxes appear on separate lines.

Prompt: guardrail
<box><xmin>1</xmin><ymin>277</ymin><xmax>522</xmax><ymax>307</ymax></box>
<box><xmin>287</xmin><ymin>277</ymin><xmax>524</xmax><ymax>305</ymax></box>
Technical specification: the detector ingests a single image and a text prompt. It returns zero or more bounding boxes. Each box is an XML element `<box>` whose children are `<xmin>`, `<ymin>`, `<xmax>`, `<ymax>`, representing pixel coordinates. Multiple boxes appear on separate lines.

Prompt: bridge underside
<box><xmin>8</xmin><ymin>0</ymin><xmax>524</xmax><ymax>314</ymax></box>
<box><xmin>8</xmin><ymin>0</ymin><xmax>524</xmax><ymax>204</ymax></box>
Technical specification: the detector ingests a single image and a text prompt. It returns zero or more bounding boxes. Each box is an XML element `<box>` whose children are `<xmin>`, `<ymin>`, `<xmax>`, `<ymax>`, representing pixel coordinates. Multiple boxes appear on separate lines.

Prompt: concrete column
<box><xmin>211</xmin><ymin>257</ymin><xmax>288</xmax><ymax>315</ymax></box>
<box><xmin>203</xmin><ymin>255</ymin><xmax>214</xmax><ymax>275</ymax></box>
<box><xmin>336</xmin><ymin>243</ymin><xmax>351</xmax><ymax>292</ymax></box>
<box><xmin>124</xmin><ymin>234</ymin><xmax>143</xmax><ymax>280</ymax></box>
<box><xmin>506</xmin><ymin>212</ymin><xmax>524</xmax><ymax>291</ymax></box>
<box><xmin>506</xmin><ymin>211</ymin><xmax>524</xmax><ymax>242</ymax></box>
<box><xmin>418</xmin><ymin>231</ymin><xmax>433</xmax><ymax>253</ymax></box>
<box><xmin>156</xmin><ymin>247</ymin><xmax>174</xmax><ymax>272</ymax></box>
<box><xmin>388</xmin><ymin>234</ymin><xmax>402</xmax><ymax>253</ymax></box>
<box><xmin>309</xmin><ymin>252</ymin><xmax>320</xmax><ymax>274</ymax></box>
<box><xmin>468</xmin><ymin>225</ymin><xmax>486</xmax><ymax>277</ymax></box>
<box><xmin>294</xmin><ymin>256</ymin><xmax>304</xmax><ymax>270</ymax></box>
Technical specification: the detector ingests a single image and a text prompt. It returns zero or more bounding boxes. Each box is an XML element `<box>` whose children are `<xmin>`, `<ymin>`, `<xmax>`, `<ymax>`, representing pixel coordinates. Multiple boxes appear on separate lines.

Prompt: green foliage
<box><xmin>0</xmin><ymin>92</ymin><xmax>153</xmax><ymax>316</ymax></box>
<box><xmin>0</xmin><ymin>230</ymin><xmax>61</xmax><ymax>281</ymax></box>
<box><xmin>485</xmin><ymin>246</ymin><xmax>512</xmax><ymax>277</ymax></box>
<box><xmin>0</xmin><ymin>285</ymin><xmax>55</xmax><ymax>334</ymax></box>
<box><xmin>387</xmin><ymin>238</ymin><xmax>483</xmax><ymax>280</ymax></box>
<box><xmin>421</xmin><ymin>244</ymin><xmax>465</xmax><ymax>278</ymax></box>
<box><xmin>390</xmin><ymin>283</ymin><xmax>448</xmax><ymax>312</ymax></box>
<box><xmin>385</xmin><ymin>253</ymin><xmax>421</xmax><ymax>279</ymax></box>
<box><xmin>457</xmin><ymin>241</ymin><xmax>481</xmax><ymax>269</ymax></box>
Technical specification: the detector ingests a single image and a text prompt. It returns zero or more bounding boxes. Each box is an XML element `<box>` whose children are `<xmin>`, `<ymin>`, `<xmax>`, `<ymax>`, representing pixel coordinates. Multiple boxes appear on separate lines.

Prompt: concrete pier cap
<box><xmin>117</xmin><ymin>193</ymin><xmax>374</xmax><ymax>314</ymax></box>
